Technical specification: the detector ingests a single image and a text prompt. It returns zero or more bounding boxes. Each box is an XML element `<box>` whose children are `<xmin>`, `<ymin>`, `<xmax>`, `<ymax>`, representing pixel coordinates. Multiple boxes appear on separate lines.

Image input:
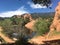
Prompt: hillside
<box><xmin>0</xmin><ymin>12</ymin><xmax>59</xmax><ymax>45</ymax></box>
<box><xmin>31</xmin><ymin>12</ymin><xmax>55</xmax><ymax>19</ymax></box>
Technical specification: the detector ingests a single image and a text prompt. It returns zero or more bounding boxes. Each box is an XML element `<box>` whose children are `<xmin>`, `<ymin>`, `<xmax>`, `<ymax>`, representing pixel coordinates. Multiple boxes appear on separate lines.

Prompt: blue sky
<box><xmin>0</xmin><ymin>0</ymin><xmax>60</xmax><ymax>17</ymax></box>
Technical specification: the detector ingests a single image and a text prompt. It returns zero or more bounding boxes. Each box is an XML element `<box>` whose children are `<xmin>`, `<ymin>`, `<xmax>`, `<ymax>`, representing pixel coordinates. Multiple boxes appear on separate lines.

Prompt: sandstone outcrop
<box><xmin>23</xmin><ymin>13</ymin><xmax>33</xmax><ymax>21</ymax></box>
<box><xmin>13</xmin><ymin>13</ymin><xmax>33</xmax><ymax>21</ymax></box>
<box><xmin>23</xmin><ymin>13</ymin><xmax>36</xmax><ymax>31</ymax></box>
<box><xmin>50</xmin><ymin>2</ymin><xmax>60</xmax><ymax>32</ymax></box>
<box><xmin>25</xmin><ymin>20</ymin><xmax>35</xmax><ymax>30</ymax></box>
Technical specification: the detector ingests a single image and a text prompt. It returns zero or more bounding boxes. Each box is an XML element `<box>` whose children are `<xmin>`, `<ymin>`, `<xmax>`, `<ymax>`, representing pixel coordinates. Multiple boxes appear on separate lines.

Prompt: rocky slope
<box><xmin>28</xmin><ymin>2</ymin><xmax>60</xmax><ymax>45</ymax></box>
<box><xmin>0</xmin><ymin>27</ymin><xmax>15</xmax><ymax>44</ymax></box>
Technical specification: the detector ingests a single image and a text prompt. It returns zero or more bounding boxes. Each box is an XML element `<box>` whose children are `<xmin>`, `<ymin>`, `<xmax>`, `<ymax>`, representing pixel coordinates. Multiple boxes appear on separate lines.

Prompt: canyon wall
<box><xmin>50</xmin><ymin>2</ymin><xmax>60</xmax><ymax>31</ymax></box>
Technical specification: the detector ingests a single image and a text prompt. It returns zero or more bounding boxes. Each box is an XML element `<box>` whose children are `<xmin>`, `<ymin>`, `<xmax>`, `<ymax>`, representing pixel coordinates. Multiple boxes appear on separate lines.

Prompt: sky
<box><xmin>0</xmin><ymin>0</ymin><xmax>60</xmax><ymax>17</ymax></box>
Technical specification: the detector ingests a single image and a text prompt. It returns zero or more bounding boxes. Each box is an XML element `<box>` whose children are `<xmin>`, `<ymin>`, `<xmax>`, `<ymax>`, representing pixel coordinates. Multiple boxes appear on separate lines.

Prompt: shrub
<box><xmin>34</xmin><ymin>18</ymin><xmax>51</xmax><ymax>36</ymax></box>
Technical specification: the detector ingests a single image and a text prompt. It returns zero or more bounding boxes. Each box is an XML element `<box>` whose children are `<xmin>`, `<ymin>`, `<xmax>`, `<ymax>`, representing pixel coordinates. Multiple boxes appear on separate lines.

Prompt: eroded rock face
<box><xmin>23</xmin><ymin>13</ymin><xmax>36</xmax><ymax>31</ymax></box>
<box><xmin>25</xmin><ymin>20</ymin><xmax>35</xmax><ymax>30</ymax></box>
<box><xmin>50</xmin><ymin>2</ymin><xmax>60</xmax><ymax>31</ymax></box>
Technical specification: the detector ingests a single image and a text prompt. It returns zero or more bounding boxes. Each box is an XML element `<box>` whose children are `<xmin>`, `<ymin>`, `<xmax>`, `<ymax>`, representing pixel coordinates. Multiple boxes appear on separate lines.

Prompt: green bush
<box><xmin>0</xmin><ymin>17</ymin><xmax>31</xmax><ymax>38</ymax></box>
<box><xmin>34</xmin><ymin>18</ymin><xmax>51</xmax><ymax>36</ymax></box>
<box><xmin>0</xmin><ymin>19</ymin><xmax>14</xmax><ymax>36</ymax></box>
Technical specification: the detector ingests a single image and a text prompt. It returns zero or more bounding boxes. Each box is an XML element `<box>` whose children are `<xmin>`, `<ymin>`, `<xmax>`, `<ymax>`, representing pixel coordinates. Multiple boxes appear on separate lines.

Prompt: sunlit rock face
<box><xmin>50</xmin><ymin>2</ymin><xmax>60</xmax><ymax>31</ymax></box>
<box><xmin>24</xmin><ymin>13</ymin><xmax>35</xmax><ymax>30</ymax></box>
<box><xmin>25</xmin><ymin>20</ymin><xmax>35</xmax><ymax>30</ymax></box>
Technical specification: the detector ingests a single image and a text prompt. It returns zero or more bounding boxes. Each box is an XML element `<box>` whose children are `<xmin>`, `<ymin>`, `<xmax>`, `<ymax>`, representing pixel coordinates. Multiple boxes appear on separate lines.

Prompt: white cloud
<box><xmin>28</xmin><ymin>2</ymin><xmax>47</xmax><ymax>9</ymax></box>
<box><xmin>0</xmin><ymin>6</ymin><xmax>29</xmax><ymax>17</ymax></box>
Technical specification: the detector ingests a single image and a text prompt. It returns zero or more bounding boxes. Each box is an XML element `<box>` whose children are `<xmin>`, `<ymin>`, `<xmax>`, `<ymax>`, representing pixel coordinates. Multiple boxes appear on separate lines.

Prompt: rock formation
<box><xmin>23</xmin><ymin>13</ymin><xmax>33</xmax><ymax>21</ymax></box>
<box><xmin>13</xmin><ymin>13</ymin><xmax>33</xmax><ymax>21</ymax></box>
<box><xmin>24</xmin><ymin>13</ymin><xmax>36</xmax><ymax>31</ymax></box>
<box><xmin>50</xmin><ymin>2</ymin><xmax>60</xmax><ymax>32</ymax></box>
<box><xmin>25</xmin><ymin>20</ymin><xmax>35</xmax><ymax>31</ymax></box>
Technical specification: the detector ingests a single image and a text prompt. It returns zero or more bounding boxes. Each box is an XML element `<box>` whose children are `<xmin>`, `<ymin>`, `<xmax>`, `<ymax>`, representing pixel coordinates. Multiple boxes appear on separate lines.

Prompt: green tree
<box><xmin>10</xmin><ymin>16</ymin><xmax>32</xmax><ymax>38</ymax></box>
<box><xmin>32</xmin><ymin>0</ymin><xmax>52</xmax><ymax>8</ymax></box>
<box><xmin>11</xmin><ymin>17</ymin><xmax>24</xmax><ymax>25</ymax></box>
<box><xmin>34</xmin><ymin>18</ymin><xmax>51</xmax><ymax>36</ymax></box>
<box><xmin>0</xmin><ymin>19</ymin><xmax>14</xmax><ymax>36</ymax></box>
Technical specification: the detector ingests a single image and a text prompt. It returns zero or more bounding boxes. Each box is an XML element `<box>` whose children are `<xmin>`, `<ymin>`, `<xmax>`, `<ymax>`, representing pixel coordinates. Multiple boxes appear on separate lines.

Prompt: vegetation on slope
<box><xmin>0</xmin><ymin>13</ymin><xmax>54</xmax><ymax>45</ymax></box>
<box><xmin>33</xmin><ymin>18</ymin><xmax>52</xmax><ymax>36</ymax></box>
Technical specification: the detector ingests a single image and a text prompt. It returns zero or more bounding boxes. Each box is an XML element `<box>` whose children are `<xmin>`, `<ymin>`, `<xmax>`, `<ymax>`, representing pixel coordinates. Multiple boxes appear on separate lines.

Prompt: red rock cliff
<box><xmin>50</xmin><ymin>2</ymin><xmax>60</xmax><ymax>31</ymax></box>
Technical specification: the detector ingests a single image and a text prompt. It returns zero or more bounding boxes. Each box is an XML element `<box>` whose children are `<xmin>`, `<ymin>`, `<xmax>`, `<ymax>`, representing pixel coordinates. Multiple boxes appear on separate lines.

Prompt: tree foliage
<box><xmin>0</xmin><ymin>19</ymin><xmax>15</xmax><ymax>37</ymax></box>
<box><xmin>0</xmin><ymin>16</ymin><xmax>32</xmax><ymax>39</ymax></box>
<box><xmin>34</xmin><ymin>18</ymin><xmax>51</xmax><ymax>36</ymax></box>
<box><xmin>32</xmin><ymin>0</ymin><xmax>52</xmax><ymax>8</ymax></box>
